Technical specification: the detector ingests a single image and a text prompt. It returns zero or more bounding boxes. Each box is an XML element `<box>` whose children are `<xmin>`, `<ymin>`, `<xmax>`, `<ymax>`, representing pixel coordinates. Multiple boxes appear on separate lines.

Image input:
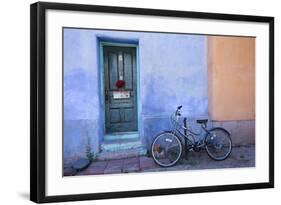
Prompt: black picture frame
<box><xmin>30</xmin><ymin>1</ymin><xmax>274</xmax><ymax>203</ymax></box>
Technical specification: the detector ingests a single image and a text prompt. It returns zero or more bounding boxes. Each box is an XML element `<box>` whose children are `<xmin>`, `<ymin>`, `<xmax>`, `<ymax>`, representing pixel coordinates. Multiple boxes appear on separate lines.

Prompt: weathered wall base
<box><xmin>64</xmin><ymin>119</ymin><xmax>101</xmax><ymax>163</ymax></box>
<box><xmin>212</xmin><ymin>120</ymin><xmax>255</xmax><ymax>146</ymax></box>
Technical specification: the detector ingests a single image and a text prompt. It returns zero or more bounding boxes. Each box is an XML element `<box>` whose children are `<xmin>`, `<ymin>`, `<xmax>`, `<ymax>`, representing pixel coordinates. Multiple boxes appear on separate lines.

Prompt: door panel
<box><xmin>123</xmin><ymin>108</ymin><xmax>134</xmax><ymax>122</ymax></box>
<box><xmin>109</xmin><ymin>109</ymin><xmax>120</xmax><ymax>123</ymax></box>
<box><xmin>123</xmin><ymin>53</ymin><xmax>133</xmax><ymax>90</ymax></box>
<box><xmin>103</xmin><ymin>46</ymin><xmax>138</xmax><ymax>133</ymax></box>
<box><xmin>108</xmin><ymin>52</ymin><xmax>118</xmax><ymax>90</ymax></box>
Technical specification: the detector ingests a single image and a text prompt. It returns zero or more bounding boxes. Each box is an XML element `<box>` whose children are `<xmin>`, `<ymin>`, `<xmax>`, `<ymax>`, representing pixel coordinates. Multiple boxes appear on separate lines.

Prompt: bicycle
<box><xmin>151</xmin><ymin>105</ymin><xmax>232</xmax><ymax>167</ymax></box>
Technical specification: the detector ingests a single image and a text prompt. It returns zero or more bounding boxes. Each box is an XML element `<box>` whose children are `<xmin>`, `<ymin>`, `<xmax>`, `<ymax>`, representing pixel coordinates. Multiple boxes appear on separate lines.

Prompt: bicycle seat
<box><xmin>196</xmin><ymin>119</ymin><xmax>208</xmax><ymax>124</ymax></box>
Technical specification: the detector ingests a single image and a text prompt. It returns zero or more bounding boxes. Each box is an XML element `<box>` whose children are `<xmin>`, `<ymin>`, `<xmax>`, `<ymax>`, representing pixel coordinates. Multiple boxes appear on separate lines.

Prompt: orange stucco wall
<box><xmin>208</xmin><ymin>36</ymin><xmax>255</xmax><ymax>121</ymax></box>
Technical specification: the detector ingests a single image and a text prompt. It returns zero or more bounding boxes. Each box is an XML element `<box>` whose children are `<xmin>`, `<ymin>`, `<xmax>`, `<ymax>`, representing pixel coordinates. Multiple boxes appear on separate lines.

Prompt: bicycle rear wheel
<box><xmin>205</xmin><ymin>128</ymin><xmax>232</xmax><ymax>160</ymax></box>
<box><xmin>151</xmin><ymin>132</ymin><xmax>182</xmax><ymax>167</ymax></box>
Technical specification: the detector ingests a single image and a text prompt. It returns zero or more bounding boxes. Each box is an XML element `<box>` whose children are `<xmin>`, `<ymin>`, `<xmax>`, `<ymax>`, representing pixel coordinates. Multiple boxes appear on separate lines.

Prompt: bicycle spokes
<box><xmin>151</xmin><ymin>132</ymin><xmax>182</xmax><ymax>167</ymax></box>
<box><xmin>205</xmin><ymin>128</ymin><xmax>232</xmax><ymax>160</ymax></box>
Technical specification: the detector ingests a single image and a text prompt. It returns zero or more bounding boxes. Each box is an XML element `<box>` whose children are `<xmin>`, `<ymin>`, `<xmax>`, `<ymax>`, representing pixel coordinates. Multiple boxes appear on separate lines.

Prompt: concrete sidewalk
<box><xmin>73</xmin><ymin>145</ymin><xmax>255</xmax><ymax>176</ymax></box>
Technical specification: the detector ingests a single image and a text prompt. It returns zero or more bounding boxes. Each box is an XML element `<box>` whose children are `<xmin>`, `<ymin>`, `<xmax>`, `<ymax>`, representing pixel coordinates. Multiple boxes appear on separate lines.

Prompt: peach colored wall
<box><xmin>208</xmin><ymin>36</ymin><xmax>255</xmax><ymax>121</ymax></box>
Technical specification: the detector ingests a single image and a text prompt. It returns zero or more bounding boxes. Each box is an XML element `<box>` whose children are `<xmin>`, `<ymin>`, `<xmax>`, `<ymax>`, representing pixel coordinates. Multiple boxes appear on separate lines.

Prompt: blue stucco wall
<box><xmin>63</xmin><ymin>28</ymin><xmax>208</xmax><ymax>161</ymax></box>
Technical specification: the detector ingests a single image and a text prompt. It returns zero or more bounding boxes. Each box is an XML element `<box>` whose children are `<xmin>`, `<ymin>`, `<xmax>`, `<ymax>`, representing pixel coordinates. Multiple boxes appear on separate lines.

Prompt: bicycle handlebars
<box><xmin>177</xmin><ymin>105</ymin><xmax>183</xmax><ymax>110</ymax></box>
<box><xmin>176</xmin><ymin>105</ymin><xmax>183</xmax><ymax>116</ymax></box>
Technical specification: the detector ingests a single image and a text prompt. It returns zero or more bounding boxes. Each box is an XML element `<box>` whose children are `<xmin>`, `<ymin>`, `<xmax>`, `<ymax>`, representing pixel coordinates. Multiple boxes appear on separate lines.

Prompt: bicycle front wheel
<box><xmin>151</xmin><ymin>132</ymin><xmax>182</xmax><ymax>167</ymax></box>
<box><xmin>205</xmin><ymin>128</ymin><xmax>232</xmax><ymax>160</ymax></box>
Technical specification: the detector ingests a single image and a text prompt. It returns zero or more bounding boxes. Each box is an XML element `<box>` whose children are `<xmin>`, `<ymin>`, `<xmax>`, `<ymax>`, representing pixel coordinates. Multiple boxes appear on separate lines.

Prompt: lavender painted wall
<box><xmin>63</xmin><ymin>28</ymin><xmax>208</xmax><ymax>161</ymax></box>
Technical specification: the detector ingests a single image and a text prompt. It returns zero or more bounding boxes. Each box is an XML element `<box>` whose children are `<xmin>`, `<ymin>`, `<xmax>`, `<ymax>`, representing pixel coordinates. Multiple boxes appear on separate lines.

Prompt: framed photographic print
<box><xmin>30</xmin><ymin>1</ymin><xmax>274</xmax><ymax>203</ymax></box>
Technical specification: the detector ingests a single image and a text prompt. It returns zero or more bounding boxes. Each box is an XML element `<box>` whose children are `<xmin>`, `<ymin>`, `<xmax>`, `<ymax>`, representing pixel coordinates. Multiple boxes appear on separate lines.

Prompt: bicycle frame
<box><xmin>170</xmin><ymin>112</ymin><xmax>211</xmax><ymax>149</ymax></box>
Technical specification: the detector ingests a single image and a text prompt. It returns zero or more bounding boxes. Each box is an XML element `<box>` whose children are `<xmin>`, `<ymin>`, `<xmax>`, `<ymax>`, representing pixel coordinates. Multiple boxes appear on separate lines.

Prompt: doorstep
<box><xmin>96</xmin><ymin>132</ymin><xmax>147</xmax><ymax>161</ymax></box>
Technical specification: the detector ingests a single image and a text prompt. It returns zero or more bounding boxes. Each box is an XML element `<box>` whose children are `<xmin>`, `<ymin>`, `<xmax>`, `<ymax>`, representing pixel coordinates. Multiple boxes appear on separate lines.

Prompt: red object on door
<box><xmin>115</xmin><ymin>79</ymin><xmax>125</xmax><ymax>88</ymax></box>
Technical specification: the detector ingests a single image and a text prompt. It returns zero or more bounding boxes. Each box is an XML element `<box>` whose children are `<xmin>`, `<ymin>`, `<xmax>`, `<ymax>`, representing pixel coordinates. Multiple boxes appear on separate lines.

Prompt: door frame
<box><xmin>99</xmin><ymin>40</ymin><xmax>141</xmax><ymax>137</ymax></box>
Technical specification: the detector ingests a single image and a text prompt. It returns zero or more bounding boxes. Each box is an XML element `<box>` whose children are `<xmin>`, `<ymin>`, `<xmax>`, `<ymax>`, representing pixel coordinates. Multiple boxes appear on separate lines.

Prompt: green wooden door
<box><xmin>103</xmin><ymin>46</ymin><xmax>138</xmax><ymax>133</ymax></box>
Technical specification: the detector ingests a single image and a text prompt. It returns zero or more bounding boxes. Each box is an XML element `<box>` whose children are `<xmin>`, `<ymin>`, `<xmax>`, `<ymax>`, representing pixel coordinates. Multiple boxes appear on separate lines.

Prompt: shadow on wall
<box><xmin>213</xmin><ymin>120</ymin><xmax>255</xmax><ymax>146</ymax></box>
